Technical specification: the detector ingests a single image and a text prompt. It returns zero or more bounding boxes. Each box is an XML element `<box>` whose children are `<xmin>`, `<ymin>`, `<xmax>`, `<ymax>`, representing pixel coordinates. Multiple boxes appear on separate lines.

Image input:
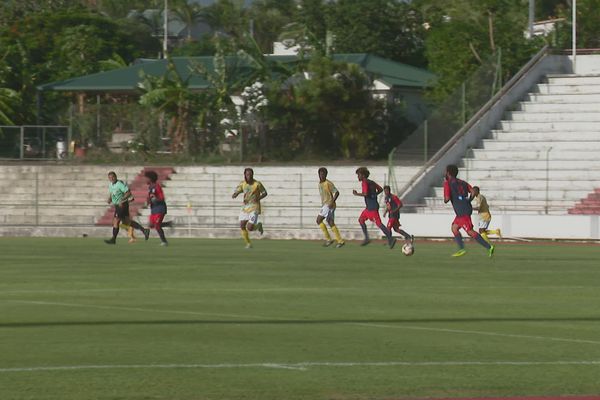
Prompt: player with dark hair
<box><xmin>443</xmin><ymin>165</ymin><xmax>494</xmax><ymax>257</ymax></box>
<box><xmin>353</xmin><ymin>167</ymin><xmax>396</xmax><ymax>249</ymax></box>
<box><xmin>105</xmin><ymin>171</ymin><xmax>149</xmax><ymax>245</ymax></box>
<box><xmin>232</xmin><ymin>168</ymin><xmax>267</xmax><ymax>249</ymax></box>
<box><xmin>470</xmin><ymin>186</ymin><xmax>501</xmax><ymax>244</ymax></box>
<box><xmin>145</xmin><ymin>170</ymin><xmax>169</xmax><ymax>246</ymax></box>
<box><xmin>316</xmin><ymin>167</ymin><xmax>344</xmax><ymax>247</ymax></box>
<box><xmin>383</xmin><ymin>185</ymin><xmax>413</xmax><ymax>244</ymax></box>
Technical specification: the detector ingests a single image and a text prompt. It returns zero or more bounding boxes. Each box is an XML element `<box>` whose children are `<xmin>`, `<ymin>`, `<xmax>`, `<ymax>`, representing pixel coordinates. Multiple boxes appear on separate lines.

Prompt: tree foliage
<box><xmin>264</xmin><ymin>55</ymin><xmax>386</xmax><ymax>160</ymax></box>
<box><xmin>0</xmin><ymin>88</ymin><xmax>21</xmax><ymax>125</ymax></box>
<box><xmin>0</xmin><ymin>7</ymin><xmax>160</xmax><ymax>123</ymax></box>
<box><xmin>554</xmin><ymin>0</ymin><xmax>600</xmax><ymax>49</ymax></box>
<box><xmin>326</xmin><ymin>0</ymin><xmax>427</xmax><ymax>67</ymax></box>
<box><xmin>416</xmin><ymin>0</ymin><xmax>542</xmax><ymax>100</ymax></box>
<box><xmin>2</xmin><ymin>0</ymin><xmax>598</xmax><ymax>160</ymax></box>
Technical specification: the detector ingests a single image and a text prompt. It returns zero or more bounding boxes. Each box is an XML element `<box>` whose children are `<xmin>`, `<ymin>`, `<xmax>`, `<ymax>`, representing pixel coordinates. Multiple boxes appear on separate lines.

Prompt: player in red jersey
<box><xmin>443</xmin><ymin>164</ymin><xmax>494</xmax><ymax>257</ymax></box>
<box><xmin>383</xmin><ymin>185</ymin><xmax>413</xmax><ymax>244</ymax></box>
<box><xmin>353</xmin><ymin>167</ymin><xmax>396</xmax><ymax>249</ymax></box>
<box><xmin>145</xmin><ymin>170</ymin><xmax>170</xmax><ymax>246</ymax></box>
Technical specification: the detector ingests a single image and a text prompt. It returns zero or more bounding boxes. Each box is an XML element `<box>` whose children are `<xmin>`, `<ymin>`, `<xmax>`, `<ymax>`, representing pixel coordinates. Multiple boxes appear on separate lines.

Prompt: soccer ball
<box><xmin>401</xmin><ymin>243</ymin><xmax>414</xmax><ymax>256</ymax></box>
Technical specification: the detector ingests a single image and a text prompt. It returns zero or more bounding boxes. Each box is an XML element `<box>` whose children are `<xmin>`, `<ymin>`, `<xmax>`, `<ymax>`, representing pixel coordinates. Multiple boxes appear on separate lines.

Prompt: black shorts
<box><xmin>114</xmin><ymin>202</ymin><xmax>130</xmax><ymax>219</ymax></box>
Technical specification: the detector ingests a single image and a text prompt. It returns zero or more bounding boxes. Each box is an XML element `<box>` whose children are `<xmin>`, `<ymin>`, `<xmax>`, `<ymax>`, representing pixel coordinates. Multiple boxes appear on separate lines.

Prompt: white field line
<box><xmin>7</xmin><ymin>300</ymin><xmax>273</xmax><ymax>321</ymax></box>
<box><xmin>7</xmin><ymin>300</ymin><xmax>600</xmax><ymax>347</ymax></box>
<box><xmin>350</xmin><ymin>323</ymin><xmax>600</xmax><ymax>346</ymax></box>
<box><xmin>502</xmin><ymin>236</ymin><xmax>533</xmax><ymax>242</ymax></box>
<box><xmin>2</xmin><ymin>360</ymin><xmax>600</xmax><ymax>373</ymax></box>
<box><xmin>0</xmin><ymin>287</ymin><xmax>356</xmax><ymax>295</ymax></box>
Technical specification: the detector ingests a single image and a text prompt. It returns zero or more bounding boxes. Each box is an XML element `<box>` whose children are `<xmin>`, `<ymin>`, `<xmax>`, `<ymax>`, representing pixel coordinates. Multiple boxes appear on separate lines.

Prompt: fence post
<box><xmin>19</xmin><ymin>126</ymin><xmax>25</xmax><ymax>159</ymax></box>
<box><xmin>35</xmin><ymin>172</ymin><xmax>39</xmax><ymax>226</ymax></box>
<box><xmin>212</xmin><ymin>173</ymin><xmax>216</xmax><ymax>227</ymax></box>
<box><xmin>423</xmin><ymin>120</ymin><xmax>428</xmax><ymax>163</ymax></box>
<box><xmin>545</xmin><ymin>147</ymin><xmax>553</xmax><ymax>215</ymax></box>
<box><xmin>299</xmin><ymin>173</ymin><xmax>303</xmax><ymax>228</ymax></box>
<box><xmin>387</xmin><ymin>147</ymin><xmax>396</xmax><ymax>193</ymax></box>
<box><xmin>461</xmin><ymin>82</ymin><xmax>466</xmax><ymax>125</ymax></box>
<box><xmin>96</xmin><ymin>94</ymin><xmax>101</xmax><ymax>144</ymax></box>
<box><xmin>42</xmin><ymin>127</ymin><xmax>47</xmax><ymax>158</ymax></box>
<box><xmin>239</xmin><ymin>127</ymin><xmax>244</xmax><ymax>163</ymax></box>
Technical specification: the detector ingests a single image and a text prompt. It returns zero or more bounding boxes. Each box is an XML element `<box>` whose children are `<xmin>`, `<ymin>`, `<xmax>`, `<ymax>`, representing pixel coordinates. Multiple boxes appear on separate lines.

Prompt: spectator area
<box><xmin>1</xmin><ymin>165</ymin><xmax>420</xmax><ymax>234</ymax></box>
<box><xmin>422</xmin><ymin>74</ymin><xmax>600</xmax><ymax>215</ymax></box>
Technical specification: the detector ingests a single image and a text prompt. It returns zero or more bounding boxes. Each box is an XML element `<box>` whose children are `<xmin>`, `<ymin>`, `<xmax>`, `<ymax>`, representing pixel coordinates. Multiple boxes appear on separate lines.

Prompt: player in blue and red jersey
<box><xmin>145</xmin><ymin>170</ymin><xmax>169</xmax><ymax>246</ymax></box>
<box><xmin>443</xmin><ymin>164</ymin><xmax>494</xmax><ymax>257</ymax></box>
<box><xmin>353</xmin><ymin>167</ymin><xmax>396</xmax><ymax>249</ymax></box>
<box><xmin>383</xmin><ymin>185</ymin><xmax>413</xmax><ymax>244</ymax></box>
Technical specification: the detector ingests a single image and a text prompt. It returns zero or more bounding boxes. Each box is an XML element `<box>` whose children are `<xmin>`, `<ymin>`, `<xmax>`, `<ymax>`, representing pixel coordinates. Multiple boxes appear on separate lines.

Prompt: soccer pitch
<box><xmin>1</xmin><ymin>238</ymin><xmax>600</xmax><ymax>399</ymax></box>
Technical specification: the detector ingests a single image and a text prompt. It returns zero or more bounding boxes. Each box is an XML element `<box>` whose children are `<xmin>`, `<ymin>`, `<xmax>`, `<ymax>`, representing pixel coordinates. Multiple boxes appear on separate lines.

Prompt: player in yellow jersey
<box><xmin>232</xmin><ymin>168</ymin><xmax>267</xmax><ymax>248</ymax></box>
<box><xmin>316</xmin><ymin>167</ymin><xmax>345</xmax><ymax>248</ymax></box>
<box><xmin>470</xmin><ymin>186</ymin><xmax>501</xmax><ymax>244</ymax></box>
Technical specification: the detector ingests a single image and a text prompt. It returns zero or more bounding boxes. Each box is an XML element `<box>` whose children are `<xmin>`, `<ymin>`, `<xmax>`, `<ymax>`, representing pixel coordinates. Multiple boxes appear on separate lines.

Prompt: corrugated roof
<box><xmin>38</xmin><ymin>54</ymin><xmax>435</xmax><ymax>92</ymax></box>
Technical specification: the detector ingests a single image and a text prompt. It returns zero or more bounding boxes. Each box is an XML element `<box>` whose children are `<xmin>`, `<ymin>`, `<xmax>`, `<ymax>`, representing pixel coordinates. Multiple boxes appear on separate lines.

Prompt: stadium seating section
<box><xmin>1</xmin><ymin>165</ymin><xmax>419</xmax><ymax>232</ymax></box>
<box><xmin>423</xmin><ymin>74</ymin><xmax>600</xmax><ymax>215</ymax></box>
<box><xmin>3</xmin><ymin>74</ymin><xmax>600</xmax><ymax>231</ymax></box>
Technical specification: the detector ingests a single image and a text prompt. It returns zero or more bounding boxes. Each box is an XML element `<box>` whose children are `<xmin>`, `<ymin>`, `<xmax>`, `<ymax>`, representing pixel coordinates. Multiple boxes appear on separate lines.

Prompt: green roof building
<box><xmin>39</xmin><ymin>53</ymin><xmax>435</xmax><ymax>125</ymax></box>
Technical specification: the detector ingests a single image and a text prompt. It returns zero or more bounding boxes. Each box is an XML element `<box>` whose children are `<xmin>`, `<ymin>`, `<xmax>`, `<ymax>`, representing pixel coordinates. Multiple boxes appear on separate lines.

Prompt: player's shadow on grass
<box><xmin>2</xmin><ymin>317</ymin><xmax>600</xmax><ymax>329</ymax></box>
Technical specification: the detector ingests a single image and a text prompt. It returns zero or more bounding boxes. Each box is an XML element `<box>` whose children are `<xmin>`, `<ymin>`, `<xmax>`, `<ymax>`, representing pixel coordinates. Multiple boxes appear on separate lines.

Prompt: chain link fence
<box><xmin>0</xmin><ymin>125</ymin><xmax>70</xmax><ymax>160</ymax></box>
<box><xmin>388</xmin><ymin>52</ymin><xmax>502</xmax><ymax>173</ymax></box>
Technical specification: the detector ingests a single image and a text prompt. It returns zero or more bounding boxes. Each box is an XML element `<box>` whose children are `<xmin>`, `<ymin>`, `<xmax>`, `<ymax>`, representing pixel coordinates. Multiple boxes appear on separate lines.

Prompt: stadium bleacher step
<box><xmin>422</xmin><ymin>72</ymin><xmax>600</xmax><ymax>216</ymax></box>
<box><xmin>95</xmin><ymin>167</ymin><xmax>176</xmax><ymax>226</ymax></box>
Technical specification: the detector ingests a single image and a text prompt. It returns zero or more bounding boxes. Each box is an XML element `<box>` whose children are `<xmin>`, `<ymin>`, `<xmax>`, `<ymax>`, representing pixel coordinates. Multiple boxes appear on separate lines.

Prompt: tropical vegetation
<box><xmin>1</xmin><ymin>0</ymin><xmax>598</xmax><ymax>160</ymax></box>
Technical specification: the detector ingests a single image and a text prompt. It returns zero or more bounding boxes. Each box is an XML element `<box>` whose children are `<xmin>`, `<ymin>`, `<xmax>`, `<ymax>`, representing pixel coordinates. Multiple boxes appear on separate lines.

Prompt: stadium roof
<box><xmin>38</xmin><ymin>54</ymin><xmax>436</xmax><ymax>93</ymax></box>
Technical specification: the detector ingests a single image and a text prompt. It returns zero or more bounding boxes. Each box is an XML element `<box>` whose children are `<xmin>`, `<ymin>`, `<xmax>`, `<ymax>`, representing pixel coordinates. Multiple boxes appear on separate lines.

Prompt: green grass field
<box><xmin>1</xmin><ymin>237</ymin><xmax>600</xmax><ymax>400</ymax></box>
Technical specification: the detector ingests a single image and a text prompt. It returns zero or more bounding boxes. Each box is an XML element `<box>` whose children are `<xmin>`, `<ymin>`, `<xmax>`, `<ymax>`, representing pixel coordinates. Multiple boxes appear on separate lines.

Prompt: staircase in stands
<box><xmin>96</xmin><ymin>167</ymin><xmax>175</xmax><ymax>226</ymax></box>
<box><xmin>421</xmin><ymin>74</ymin><xmax>600</xmax><ymax>215</ymax></box>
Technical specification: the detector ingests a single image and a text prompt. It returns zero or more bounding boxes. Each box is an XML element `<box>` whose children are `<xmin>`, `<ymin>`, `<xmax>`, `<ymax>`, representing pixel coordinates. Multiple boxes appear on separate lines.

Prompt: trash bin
<box><xmin>56</xmin><ymin>138</ymin><xmax>67</xmax><ymax>159</ymax></box>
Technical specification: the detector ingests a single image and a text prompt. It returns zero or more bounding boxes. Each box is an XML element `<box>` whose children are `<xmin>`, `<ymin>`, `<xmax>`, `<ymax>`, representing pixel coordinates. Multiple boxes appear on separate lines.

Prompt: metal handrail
<box><xmin>396</xmin><ymin>45</ymin><xmax>550</xmax><ymax>199</ymax></box>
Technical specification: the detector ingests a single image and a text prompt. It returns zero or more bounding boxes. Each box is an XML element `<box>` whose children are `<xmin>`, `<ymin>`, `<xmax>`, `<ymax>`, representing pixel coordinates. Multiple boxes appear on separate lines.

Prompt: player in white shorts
<box><xmin>470</xmin><ymin>186</ymin><xmax>501</xmax><ymax>244</ymax></box>
<box><xmin>232</xmin><ymin>168</ymin><xmax>267</xmax><ymax>248</ymax></box>
<box><xmin>316</xmin><ymin>167</ymin><xmax>345</xmax><ymax>247</ymax></box>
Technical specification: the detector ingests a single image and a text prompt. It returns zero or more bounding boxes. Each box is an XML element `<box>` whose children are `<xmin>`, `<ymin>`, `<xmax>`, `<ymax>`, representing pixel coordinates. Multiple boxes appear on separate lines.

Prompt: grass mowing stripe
<box><xmin>3</xmin><ymin>360</ymin><xmax>600</xmax><ymax>373</ymax></box>
<box><xmin>7</xmin><ymin>300</ymin><xmax>599</xmax><ymax>347</ymax></box>
<box><xmin>2</xmin><ymin>239</ymin><xmax>600</xmax><ymax>398</ymax></box>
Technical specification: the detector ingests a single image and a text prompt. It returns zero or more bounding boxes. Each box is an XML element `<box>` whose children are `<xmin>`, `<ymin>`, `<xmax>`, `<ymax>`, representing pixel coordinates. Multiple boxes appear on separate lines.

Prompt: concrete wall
<box><xmin>401</xmin><ymin>213</ymin><xmax>600</xmax><ymax>240</ymax></box>
<box><xmin>571</xmin><ymin>55</ymin><xmax>600</xmax><ymax>74</ymax></box>
<box><xmin>2</xmin><ymin>213</ymin><xmax>599</xmax><ymax>240</ymax></box>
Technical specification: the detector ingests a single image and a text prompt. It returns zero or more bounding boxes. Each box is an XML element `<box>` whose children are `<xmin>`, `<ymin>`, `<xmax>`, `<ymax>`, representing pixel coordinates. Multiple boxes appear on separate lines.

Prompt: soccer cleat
<box><xmin>451</xmin><ymin>249</ymin><xmax>467</xmax><ymax>257</ymax></box>
<box><xmin>256</xmin><ymin>223</ymin><xmax>264</xmax><ymax>235</ymax></box>
<box><xmin>389</xmin><ymin>238</ymin><xmax>397</xmax><ymax>249</ymax></box>
<box><xmin>323</xmin><ymin>240</ymin><xmax>335</xmax><ymax>247</ymax></box>
<box><xmin>160</xmin><ymin>241</ymin><xmax>168</xmax><ymax>247</ymax></box>
<box><xmin>104</xmin><ymin>238</ymin><xmax>116</xmax><ymax>245</ymax></box>
<box><xmin>360</xmin><ymin>239</ymin><xmax>371</xmax><ymax>246</ymax></box>
<box><xmin>245</xmin><ymin>243</ymin><xmax>253</xmax><ymax>249</ymax></box>
<box><xmin>335</xmin><ymin>241</ymin><xmax>345</xmax><ymax>248</ymax></box>
<box><xmin>143</xmin><ymin>228</ymin><xmax>150</xmax><ymax>241</ymax></box>
<box><xmin>488</xmin><ymin>245</ymin><xmax>495</xmax><ymax>258</ymax></box>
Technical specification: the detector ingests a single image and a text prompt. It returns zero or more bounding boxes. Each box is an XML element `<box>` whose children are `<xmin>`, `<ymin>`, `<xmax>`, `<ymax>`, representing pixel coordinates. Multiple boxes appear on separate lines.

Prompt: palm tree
<box><xmin>172</xmin><ymin>0</ymin><xmax>204</xmax><ymax>41</ymax></box>
<box><xmin>0</xmin><ymin>88</ymin><xmax>19</xmax><ymax>125</ymax></box>
<box><xmin>138</xmin><ymin>58</ymin><xmax>197</xmax><ymax>153</ymax></box>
